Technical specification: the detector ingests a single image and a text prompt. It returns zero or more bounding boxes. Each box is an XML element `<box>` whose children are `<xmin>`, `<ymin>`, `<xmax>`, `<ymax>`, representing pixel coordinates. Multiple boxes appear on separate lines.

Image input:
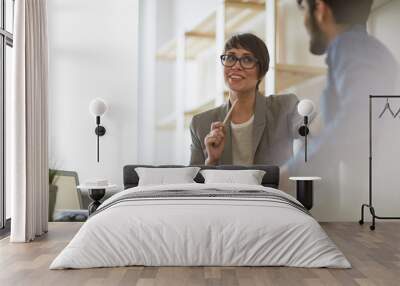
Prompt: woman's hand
<box><xmin>204</xmin><ymin>122</ymin><xmax>226</xmax><ymax>165</ymax></box>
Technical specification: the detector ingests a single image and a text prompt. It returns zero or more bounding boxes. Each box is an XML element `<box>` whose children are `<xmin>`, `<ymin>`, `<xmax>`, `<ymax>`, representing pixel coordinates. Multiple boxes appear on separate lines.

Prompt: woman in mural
<box><xmin>189</xmin><ymin>33</ymin><xmax>304</xmax><ymax>166</ymax></box>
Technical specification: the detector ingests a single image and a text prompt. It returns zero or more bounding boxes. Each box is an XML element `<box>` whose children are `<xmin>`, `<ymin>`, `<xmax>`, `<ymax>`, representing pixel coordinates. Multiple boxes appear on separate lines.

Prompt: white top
<box><xmin>77</xmin><ymin>184</ymin><xmax>118</xmax><ymax>190</ymax></box>
<box><xmin>231</xmin><ymin>115</ymin><xmax>254</xmax><ymax>166</ymax></box>
<box><xmin>289</xmin><ymin>177</ymin><xmax>322</xmax><ymax>181</ymax></box>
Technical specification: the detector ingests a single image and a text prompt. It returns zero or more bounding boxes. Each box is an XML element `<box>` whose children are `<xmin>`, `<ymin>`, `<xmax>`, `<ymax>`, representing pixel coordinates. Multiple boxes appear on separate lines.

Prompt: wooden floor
<box><xmin>0</xmin><ymin>222</ymin><xmax>399</xmax><ymax>286</ymax></box>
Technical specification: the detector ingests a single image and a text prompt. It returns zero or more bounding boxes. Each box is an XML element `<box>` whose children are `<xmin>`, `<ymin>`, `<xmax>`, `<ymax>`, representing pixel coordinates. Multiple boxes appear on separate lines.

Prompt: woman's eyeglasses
<box><xmin>220</xmin><ymin>54</ymin><xmax>259</xmax><ymax>69</ymax></box>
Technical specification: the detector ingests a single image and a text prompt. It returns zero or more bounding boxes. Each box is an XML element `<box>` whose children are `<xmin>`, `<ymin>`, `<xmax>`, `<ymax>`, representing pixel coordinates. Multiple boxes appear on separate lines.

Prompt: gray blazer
<box><xmin>189</xmin><ymin>93</ymin><xmax>303</xmax><ymax>166</ymax></box>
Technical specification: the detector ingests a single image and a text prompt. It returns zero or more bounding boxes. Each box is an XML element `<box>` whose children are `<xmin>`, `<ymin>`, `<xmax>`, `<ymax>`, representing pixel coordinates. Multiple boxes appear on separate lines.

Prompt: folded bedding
<box><xmin>50</xmin><ymin>183</ymin><xmax>351</xmax><ymax>269</ymax></box>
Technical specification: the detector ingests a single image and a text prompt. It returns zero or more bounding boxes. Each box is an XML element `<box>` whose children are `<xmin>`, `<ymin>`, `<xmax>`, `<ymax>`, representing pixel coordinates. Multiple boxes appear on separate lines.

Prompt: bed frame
<box><xmin>123</xmin><ymin>165</ymin><xmax>280</xmax><ymax>189</ymax></box>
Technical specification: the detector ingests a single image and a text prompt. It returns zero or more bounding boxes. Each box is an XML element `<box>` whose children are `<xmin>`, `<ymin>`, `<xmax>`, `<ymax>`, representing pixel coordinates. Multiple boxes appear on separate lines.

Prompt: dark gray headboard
<box><xmin>123</xmin><ymin>165</ymin><xmax>280</xmax><ymax>189</ymax></box>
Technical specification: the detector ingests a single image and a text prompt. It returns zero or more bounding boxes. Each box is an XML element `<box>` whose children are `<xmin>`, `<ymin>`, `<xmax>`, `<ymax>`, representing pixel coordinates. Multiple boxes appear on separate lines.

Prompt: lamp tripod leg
<box><xmin>305</xmin><ymin>133</ymin><xmax>307</xmax><ymax>162</ymax></box>
<box><xmin>97</xmin><ymin>125</ymin><xmax>99</xmax><ymax>162</ymax></box>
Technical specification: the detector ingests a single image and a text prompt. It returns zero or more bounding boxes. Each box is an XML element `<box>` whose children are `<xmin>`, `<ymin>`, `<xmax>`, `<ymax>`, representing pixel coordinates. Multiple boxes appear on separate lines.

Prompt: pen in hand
<box><xmin>223</xmin><ymin>99</ymin><xmax>238</xmax><ymax>126</ymax></box>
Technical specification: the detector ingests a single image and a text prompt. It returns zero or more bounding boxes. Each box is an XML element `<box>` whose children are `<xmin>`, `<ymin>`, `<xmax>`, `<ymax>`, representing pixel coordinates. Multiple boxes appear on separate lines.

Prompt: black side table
<box><xmin>77</xmin><ymin>184</ymin><xmax>117</xmax><ymax>215</ymax></box>
<box><xmin>289</xmin><ymin>177</ymin><xmax>321</xmax><ymax>210</ymax></box>
<box><xmin>88</xmin><ymin>188</ymin><xmax>106</xmax><ymax>215</ymax></box>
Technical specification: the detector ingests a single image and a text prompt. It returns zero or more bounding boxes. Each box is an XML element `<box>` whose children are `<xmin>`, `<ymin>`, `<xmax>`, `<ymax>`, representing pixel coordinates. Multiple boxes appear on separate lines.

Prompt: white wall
<box><xmin>154</xmin><ymin>0</ymin><xmax>177</xmax><ymax>164</ymax></box>
<box><xmin>138</xmin><ymin>0</ymin><xmax>156</xmax><ymax>164</ymax></box>
<box><xmin>48</xmin><ymin>0</ymin><xmax>139</xmax><ymax>188</ymax></box>
<box><xmin>370</xmin><ymin>0</ymin><xmax>400</xmax><ymax>64</ymax></box>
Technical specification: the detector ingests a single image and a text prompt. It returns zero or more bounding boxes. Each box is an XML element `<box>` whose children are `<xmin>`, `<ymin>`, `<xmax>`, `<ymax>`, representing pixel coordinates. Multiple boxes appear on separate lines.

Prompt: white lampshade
<box><xmin>89</xmin><ymin>98</ymin><xmax>107</xmax><ymax>117</ymax></box>
<box><xmin>297</xmin><ymin>99</ymin><xmax>315</xmax><ymax>117</ymax></box>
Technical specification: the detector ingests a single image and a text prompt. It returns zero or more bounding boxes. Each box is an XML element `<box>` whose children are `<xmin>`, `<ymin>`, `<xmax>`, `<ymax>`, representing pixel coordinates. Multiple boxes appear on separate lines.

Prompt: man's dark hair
<box><xmin>297</xmin><ymin>0</ymin><xmax>373</xmax><ymax>25</ymax></box>
<box><xmin>224</xmin><ymin>33</ymin><xmax>270</xmax><ymax>91</ymax></box>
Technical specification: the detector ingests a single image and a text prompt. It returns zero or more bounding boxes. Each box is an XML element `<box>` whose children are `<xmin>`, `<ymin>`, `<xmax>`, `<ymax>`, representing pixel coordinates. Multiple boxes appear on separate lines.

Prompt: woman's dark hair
<box><xmin>224</xmin><ymin>33</ymin><xmax>270</xmax><ymax>91</ymax></box>
<box><xmin>297</xmin><ymin>0</ymin><xmax>373</xmax><ymax>25</ymax></box>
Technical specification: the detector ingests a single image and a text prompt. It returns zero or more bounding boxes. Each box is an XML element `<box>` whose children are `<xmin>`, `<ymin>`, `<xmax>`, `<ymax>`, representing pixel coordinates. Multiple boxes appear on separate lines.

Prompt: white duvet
<box><xmin>50</xmin><ymin>183</ymin><xmax>351</xmax><ymax>269</ymax></box>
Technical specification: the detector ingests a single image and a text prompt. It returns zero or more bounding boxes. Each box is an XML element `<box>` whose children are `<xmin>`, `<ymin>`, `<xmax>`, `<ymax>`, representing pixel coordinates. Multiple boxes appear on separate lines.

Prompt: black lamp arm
<box><xmin>298</xmin><ymin>116</ymin><xmax>309</xmax><ymax>136</ymax></box>
<box><xmin>94</xmin><ymin>115</ymin><xmax>106</xmax><ymax>137</ymax></box>
<box><xmin>298</xmin><ymin>126</ymin><xmax>309</xmax><ymax>136</ymax></box>
<box><xmin>297</xmin><ymin>116</ymin><xmax>310</xmax><ymax>162</ymax></box>
<box><xmin>94</xmin><ymin>116</ymin><xmax>106</xmax><ymax>162</ymax></box>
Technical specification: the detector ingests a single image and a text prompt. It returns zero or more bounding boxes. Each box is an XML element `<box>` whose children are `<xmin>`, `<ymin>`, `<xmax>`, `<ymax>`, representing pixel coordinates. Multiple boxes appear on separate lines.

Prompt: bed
<box><xmin>50</xmin><ymin>165</ymin><xmax>350</xmax><ymax>269</ymax></box>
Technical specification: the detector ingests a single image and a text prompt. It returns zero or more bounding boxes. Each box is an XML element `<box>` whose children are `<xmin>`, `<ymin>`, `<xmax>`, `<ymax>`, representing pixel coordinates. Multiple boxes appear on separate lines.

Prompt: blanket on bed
<box><xmin>50</xmin><ymin>183</ymin><xmax>351</xmax><ymax>269</ymax></box>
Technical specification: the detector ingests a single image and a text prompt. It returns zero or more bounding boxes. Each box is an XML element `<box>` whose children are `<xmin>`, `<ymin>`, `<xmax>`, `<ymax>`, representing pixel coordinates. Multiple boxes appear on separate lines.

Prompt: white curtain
<box><xmin>10</xmin><ymin>0</ymin><xmax>49</xmax><ymax>242</ymax></box>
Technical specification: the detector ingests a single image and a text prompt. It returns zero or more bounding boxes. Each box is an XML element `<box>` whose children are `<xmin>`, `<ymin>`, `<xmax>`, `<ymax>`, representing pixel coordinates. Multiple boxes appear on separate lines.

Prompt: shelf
<box><xmin>225</xmin><ymin>0</ymin><xmax>265</xmax><ymax>35</ymax></box>
<box><xmin>183</xmin><ymin>95</ymin><xmax>231</xmax><ymax>131</ymax></box>
<box><xmin>156</xmin><ymin>39</ymin><xmax>177</xmax><ymax>61</ymax></box>
<box><xmin>157</xmin><ymin>95</ymin><xmax>229</xmax><ymax>129</ymax></box>
<box><xmin>157</xmin><ymin>98</ymin><xmax>219</xmax><ymax>129</ymax></box>
<box><xmin>156</xmin><ymin>0</ymin><xmax>266</xmax><ymax>61</ymax></box>
<box><xmin>156</xmin><ymin>13</ymin><xmax>216</xmax><ymax>61</ymax></box>
<box><xmin>185</xmin><ymin>11</ymin><xmax>217</xmax><ymax>60</ymax></box>
<box><xmin>225</xmin><ymin>0</ymin><xmax>265</xmax><ymax>10</ymax></box>
<box><xmin>184</xmin><ymin>98</ymin><xmax>216</xmax><ymax>117</ymax></box>
<box><xmin>156</xmin><ymin>114</ymin><xmax>176</xmax><ymax>130</ymax></box>
<box><xmin>276</xmin><ymin>64</ymin><xmax>327</xmax><ymax>92</ymax></box>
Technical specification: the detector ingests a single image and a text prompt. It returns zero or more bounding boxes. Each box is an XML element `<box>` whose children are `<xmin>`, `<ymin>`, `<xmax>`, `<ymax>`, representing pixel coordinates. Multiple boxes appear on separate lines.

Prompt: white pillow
<box><xmin>135</xmin><ymin>167</ymin><xmax>201</xmax><ymax>186</ymax></box>
<box><xmin>200</xmin><ymin>169</ymin><xmax>266</xmax><ymax>185</ymax></box>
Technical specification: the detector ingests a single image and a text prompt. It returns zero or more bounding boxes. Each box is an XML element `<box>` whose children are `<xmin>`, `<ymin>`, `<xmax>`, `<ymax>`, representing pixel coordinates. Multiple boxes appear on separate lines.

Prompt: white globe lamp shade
<box><xmin>89</xmin><ymin>98</ymin><xmax>108</xmax><ymax>117</ymax></box>
<box><xmin>297</xmin><ymin>99</ymin><xmax>315</xmax><ymax>117</ymax></box>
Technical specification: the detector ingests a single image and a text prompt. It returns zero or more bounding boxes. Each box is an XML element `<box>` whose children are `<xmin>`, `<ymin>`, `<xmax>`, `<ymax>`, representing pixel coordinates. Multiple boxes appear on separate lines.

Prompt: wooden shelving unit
<box><xmin>156</xmin><ymin>0</ymin><xmax>265</xmax><ymax>61</ymax></box>
<box><xmin>276</xmin><ymin>64</ymin><xmax>326</xmax><ymax>93</ymax></box>
<box><xmin>224</xmin><ymin>0</ymin><xmax>265</xmax><ymax>33</ymax></box>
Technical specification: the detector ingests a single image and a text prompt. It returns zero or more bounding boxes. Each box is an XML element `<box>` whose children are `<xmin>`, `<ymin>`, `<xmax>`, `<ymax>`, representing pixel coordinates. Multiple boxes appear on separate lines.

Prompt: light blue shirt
<box><xmin>321</xmin><ymin>24</ymin><xmax>398</xmax><ymax>125</ymax></box>
<box><xmin>290</xmin><ymin>24</ymin><xmax>399</xmax><ymax>165</ymax></box>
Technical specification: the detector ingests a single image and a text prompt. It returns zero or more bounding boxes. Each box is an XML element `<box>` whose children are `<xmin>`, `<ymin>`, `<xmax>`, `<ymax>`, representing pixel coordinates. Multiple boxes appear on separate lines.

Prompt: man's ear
<box><xmin>314</xmin><ymin>0</ymin><xmax>330</xmax><ymax>25</ymax></box>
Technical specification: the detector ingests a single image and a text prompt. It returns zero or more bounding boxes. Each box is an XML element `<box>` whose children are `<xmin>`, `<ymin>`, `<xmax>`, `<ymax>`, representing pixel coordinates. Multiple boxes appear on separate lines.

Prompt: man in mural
<box><xmin>297</xmin><ymin>0</ymin><xmax>398</xmax><ymax>149</ymax></box>
<box><xmin>293</xmin><ymin>0</ymin><xmax>399</xmax><ymax>220</ymax></box>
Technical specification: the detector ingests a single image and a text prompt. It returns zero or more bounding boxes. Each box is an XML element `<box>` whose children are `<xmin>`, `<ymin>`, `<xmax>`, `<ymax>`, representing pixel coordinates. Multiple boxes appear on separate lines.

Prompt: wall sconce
<box><xmin>89</xmin><ymin>98</ymin><xmax>108</xmax><ymax>162</ymax></box>
<box><xmin>297</xmin><ymin>99</ymin><xmax>315</xmax><ymax>162</ymax></box>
